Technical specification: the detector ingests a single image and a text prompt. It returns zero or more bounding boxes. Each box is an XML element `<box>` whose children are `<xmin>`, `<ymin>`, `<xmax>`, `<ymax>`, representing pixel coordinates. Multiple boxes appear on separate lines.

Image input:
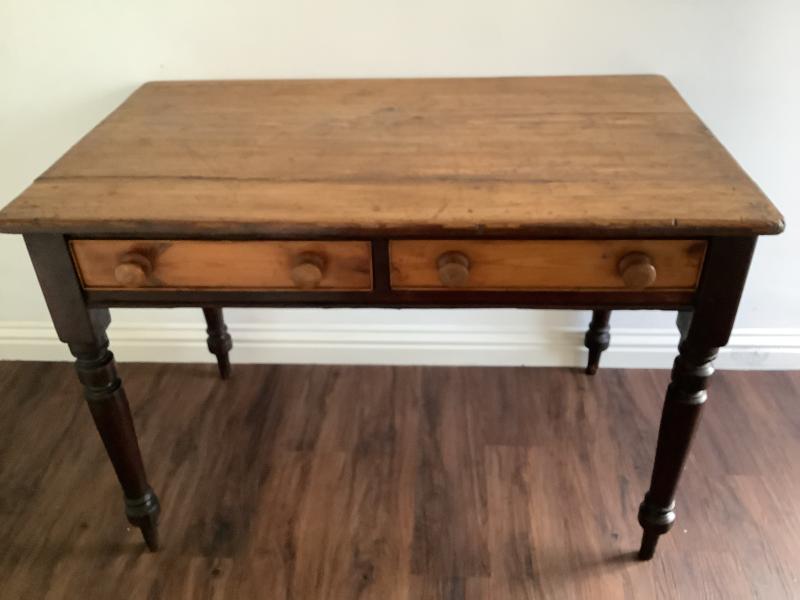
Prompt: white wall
<box><xmin>1</xmin><ymin>0</ymin><xmax>799</xmax><ymax>368</ymax></box>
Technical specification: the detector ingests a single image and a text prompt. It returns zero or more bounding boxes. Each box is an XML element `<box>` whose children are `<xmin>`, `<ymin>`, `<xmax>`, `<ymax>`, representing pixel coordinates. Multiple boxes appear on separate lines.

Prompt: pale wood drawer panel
<box><xmin>389</xmin><ymin>239</ymin><xmax>706</xmax><ymax>291</ymax></box>
<box><xmin>71</xmin><ymin>240</ymin><xmax>373</xmax><ymax>290</ymax></box>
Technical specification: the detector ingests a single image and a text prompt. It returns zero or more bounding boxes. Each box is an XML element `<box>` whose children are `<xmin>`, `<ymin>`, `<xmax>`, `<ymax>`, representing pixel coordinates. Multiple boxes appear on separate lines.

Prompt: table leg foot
<box><xmin>213</xmin><ymin>352</ymin><xmax>231</xmax><ymax>380</ymax></box>
<box><xmin>638</xmin><ymin>528</ymin><xmax>660</xmax><ymax>560</ymax></box>
<box><xmin>584</xmin><ymin>309</ymin><xmax>611</xmax><ymax>374</ymax></box>
<box><xmin>125</xmin><ymin>489</ymin><xmax>161</xmax><ymax>551</ymax></box>
<box><xmin>203</xmin><ymin>307</ymin><xmax>233</xmax><ymax>379</ymax></box>
<box><xmin>637</xmin><ymin>495</ymin><xmax>675</xmax><ymax>560</ymax></box>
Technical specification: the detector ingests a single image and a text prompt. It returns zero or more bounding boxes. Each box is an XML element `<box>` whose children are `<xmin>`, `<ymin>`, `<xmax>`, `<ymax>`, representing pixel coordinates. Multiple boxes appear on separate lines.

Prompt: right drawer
<box><xmin>389</xmin><ymin>239</ymin><xmax>707</xmax><ymax>291</ymax></box>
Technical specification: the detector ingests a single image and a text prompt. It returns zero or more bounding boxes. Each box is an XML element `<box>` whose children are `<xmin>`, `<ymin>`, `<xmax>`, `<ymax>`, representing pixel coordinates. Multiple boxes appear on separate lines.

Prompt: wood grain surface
<box><xmin>71</xmin><ymin>239</ymin><xmax>373</xmax><ymax>290</ymax></box>
<box><xmin>0</xmin><ymin>76</ymin><xmax>784</xmax><ymax>236</ymax></box>
<box><xmin>389</xmin><ymin>239</ymin><xmax>706</xmax><ymax>290</ymax></box>
<box><xmin>1</xmin><ymin>361</ymin><xmax>798</xmax><ymax>599</ymax></box>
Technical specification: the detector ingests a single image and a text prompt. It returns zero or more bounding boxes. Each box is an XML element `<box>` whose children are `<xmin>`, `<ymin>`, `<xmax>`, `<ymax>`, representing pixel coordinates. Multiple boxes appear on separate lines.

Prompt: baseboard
<box><xmin>1</xmin><ymin>320</ymin><xmax>798</xmax><ymax>369</ymax></box>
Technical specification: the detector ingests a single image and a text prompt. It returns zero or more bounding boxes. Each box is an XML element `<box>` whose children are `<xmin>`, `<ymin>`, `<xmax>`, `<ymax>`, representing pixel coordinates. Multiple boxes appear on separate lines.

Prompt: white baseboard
<box><xmin>1</xmin><ymin>320</ymin><xmax>799</xmax><ymax>370</ymax></box>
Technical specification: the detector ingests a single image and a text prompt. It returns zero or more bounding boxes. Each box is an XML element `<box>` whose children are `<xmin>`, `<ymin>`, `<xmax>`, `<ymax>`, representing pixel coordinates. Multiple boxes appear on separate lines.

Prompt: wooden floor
<box><xmin>0</xmin><ymin>362</ymin><xmax>798</xmax><ymax>599</ymax></box>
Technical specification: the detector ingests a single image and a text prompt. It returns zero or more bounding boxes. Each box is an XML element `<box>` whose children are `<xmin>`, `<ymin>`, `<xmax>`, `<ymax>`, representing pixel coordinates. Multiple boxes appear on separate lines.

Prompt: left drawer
<box><xmin>70</xmin><ymin>240</ymin><xmax>373</xmax><ymax>291</ymax></box>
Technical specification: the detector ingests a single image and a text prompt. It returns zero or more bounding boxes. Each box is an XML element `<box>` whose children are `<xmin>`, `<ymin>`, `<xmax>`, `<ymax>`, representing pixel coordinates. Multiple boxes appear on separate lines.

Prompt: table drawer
<box><xmin>390</xmin><ymin>240</ymin><xmax>706</xmax><ymax>291</ymax></box>
<box><xmin>71</xmin><ymin>240</ymin><xmax>373</xmax><ymax>290</ymax></box>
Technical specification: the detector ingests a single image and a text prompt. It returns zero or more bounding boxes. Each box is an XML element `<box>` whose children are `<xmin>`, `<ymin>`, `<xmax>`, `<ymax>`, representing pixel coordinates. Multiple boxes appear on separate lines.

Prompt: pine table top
<box><xmin>0</xmin><ymin>75</ymin><xmax>783</xmax><ymax>237</ymax></box>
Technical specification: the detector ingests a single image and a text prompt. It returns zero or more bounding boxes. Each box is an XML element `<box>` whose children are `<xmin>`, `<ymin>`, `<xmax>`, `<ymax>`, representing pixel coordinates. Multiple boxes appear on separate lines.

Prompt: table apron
<box><xmin>83</xmin><ymin>288</ymin><xmax>695</xmax><ymax>310</ymax></box>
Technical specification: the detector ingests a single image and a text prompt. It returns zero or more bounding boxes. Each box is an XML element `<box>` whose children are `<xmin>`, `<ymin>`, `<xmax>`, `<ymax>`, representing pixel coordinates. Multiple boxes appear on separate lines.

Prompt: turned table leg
<box><xmin>584</xmin><ymin>309</ymin><xmax>611</xmax><ymax>374</ymax></box>
<box><xmin>637</xmin><ymin>311</ymin><xmax>714</xmax><ymax>559</ymax></box>
<box><xmin>72</xmin><ymin>336</ymin><xmax>161</xmax><ymax>550</ymax></box>
<box><xmin>25</xmin><ymin>234</ymin><xmax>162</xmax><ymax>551</ymax></box>
<box><xmin>637</xmin><ymin>237</ymin><xmax>756</xmax><ymax>559</ymax></box>
<box><xmin>202</xmin><ymin>307</ymin><xmax>232</xmax><ymax>379</ymax></box>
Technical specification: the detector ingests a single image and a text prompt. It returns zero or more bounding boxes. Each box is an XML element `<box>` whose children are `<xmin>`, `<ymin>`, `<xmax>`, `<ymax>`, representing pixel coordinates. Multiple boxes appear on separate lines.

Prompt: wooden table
<box><xmin>0</xmin><ymin>76</ymin><xmax>784</xmax><ymax>560</ymax></box>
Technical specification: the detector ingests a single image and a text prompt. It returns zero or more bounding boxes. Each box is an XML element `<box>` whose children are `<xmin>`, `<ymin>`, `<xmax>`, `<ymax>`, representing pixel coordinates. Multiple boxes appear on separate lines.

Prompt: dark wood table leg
<box><xmin>637</xmin><ymin>237</ymin><xmax>756</xmax><ymax>559</ymax></box>
<box><xmin>584</xmin><ymin>309</ymin><xmax>611</xmax><ymax>374</ymax></box>
<box><xmin>637</xmin><ymin>309</ymin><xmax>714</xmax><ymax>559</ymax></box>
<box><xmin>202</xmin><ymin>307</ymin><xmax>232</xmax><ymax>379</ymax></box>
<box><xmin>25</xmin><ymin>234</ymin><xmax>161</xmax><ymax>551</ymax></box>
<box><xmin>72</xmin><ymin>335</ymin><xmax>161</xmax><ymax>550</ymax></box>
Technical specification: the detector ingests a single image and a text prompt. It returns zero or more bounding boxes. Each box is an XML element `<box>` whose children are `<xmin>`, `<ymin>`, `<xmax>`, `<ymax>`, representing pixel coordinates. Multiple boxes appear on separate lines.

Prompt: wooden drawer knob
<box><xmin>437</xmin><ymin>251</ymin><xmax>470</xmax><ymax>287</ymax></box>
<box><xmin>114</xmin><ymin>252</ymin><xmax>152</xmax><ymax>287</ymax></box>
<box><xmin>291</xmin><ymin>252</ymin><xmax>325</xmax><ymax>289</ymax></box>
<box><xmin>618</xmin><ymin>252</ymin><xmax>657</xmax><ymax>289</ymax></box>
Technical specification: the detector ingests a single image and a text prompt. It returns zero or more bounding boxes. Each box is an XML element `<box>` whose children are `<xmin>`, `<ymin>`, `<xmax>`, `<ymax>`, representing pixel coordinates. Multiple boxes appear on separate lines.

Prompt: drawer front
<box><xmin>390</xmin><ymin>240</ymin><xmax>706</xmax><ymax>291</ymax></box>
<box><xmin>71</xmin><ymin>240</ymin><xmax>372</xmax><ymax>290</ymax></box>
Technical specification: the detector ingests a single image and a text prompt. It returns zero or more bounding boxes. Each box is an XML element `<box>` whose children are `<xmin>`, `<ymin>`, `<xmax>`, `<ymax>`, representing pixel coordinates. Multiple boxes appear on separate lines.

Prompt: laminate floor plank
<box><xmin>411</xmin><ymin>368</ymin><xmax>490</xmax><ymax>579</ymax></box>
<box><xmin>0</xmin><ymin>361</ymin><xmax>798</xmax><ymax>599</ymax></box>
